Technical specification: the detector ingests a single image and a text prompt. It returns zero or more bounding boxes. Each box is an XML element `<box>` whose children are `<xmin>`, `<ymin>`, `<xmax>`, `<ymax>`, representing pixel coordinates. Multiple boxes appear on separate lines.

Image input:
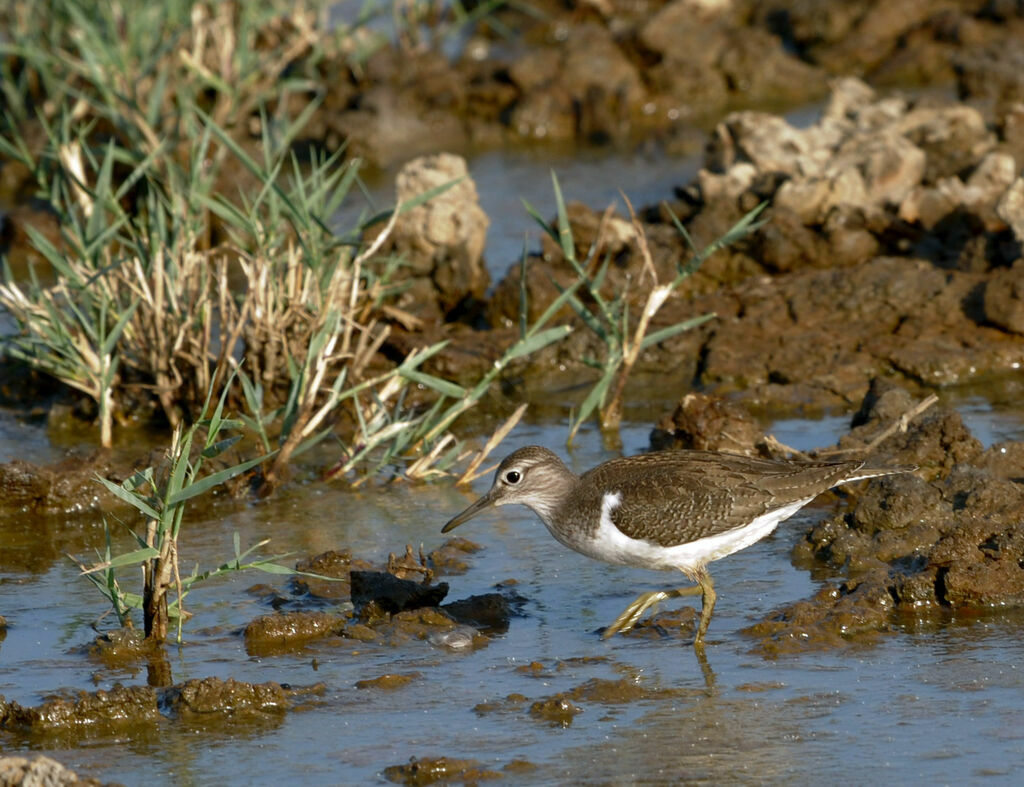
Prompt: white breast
<box><xmin>556</xmin><ymin>491</ymin><xmax>813</xmax><ymax>573</ymax></box>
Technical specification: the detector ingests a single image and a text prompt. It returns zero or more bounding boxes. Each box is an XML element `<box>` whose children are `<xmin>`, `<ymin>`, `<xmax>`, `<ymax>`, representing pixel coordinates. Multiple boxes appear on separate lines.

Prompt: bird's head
<box><xmin>442</xmin><ymin>445</ymin><xmax>574</xmax><ymax>532</ymax></box>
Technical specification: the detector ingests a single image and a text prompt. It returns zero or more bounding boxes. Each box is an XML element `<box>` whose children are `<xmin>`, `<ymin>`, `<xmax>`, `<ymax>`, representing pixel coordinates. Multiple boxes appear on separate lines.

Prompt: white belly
<box><xmin>552</xmin><ymin>491</ymin><xmax>813</xmax><ymax>574</ymax></box>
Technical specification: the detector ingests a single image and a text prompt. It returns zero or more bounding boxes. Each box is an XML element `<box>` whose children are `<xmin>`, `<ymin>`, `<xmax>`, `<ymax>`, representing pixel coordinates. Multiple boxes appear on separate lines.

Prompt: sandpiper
<box><xmin>443</xmin><ymin>445</ymin><xmax>911</xmax><ymax>648</ymax></box>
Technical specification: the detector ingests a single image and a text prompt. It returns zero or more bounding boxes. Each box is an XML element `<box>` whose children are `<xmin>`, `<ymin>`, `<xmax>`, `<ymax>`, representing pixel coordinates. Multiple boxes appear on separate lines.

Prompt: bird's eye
<box><xmin>504</xmin><ymin>470</ymin><xmax>521</xmax><ymax>484</ymax></box>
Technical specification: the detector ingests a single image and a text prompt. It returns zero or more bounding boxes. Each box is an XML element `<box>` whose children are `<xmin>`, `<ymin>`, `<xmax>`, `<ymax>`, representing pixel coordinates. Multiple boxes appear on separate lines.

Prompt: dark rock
<box><xmin>350</xmin><ymin>571</ymin><xmax>449</xmax><ymax>617</ymax></box>
<box><xmin>442</xmin><ymin>593</ymin><xmax>512</xmax><ymax>633</ymax></box>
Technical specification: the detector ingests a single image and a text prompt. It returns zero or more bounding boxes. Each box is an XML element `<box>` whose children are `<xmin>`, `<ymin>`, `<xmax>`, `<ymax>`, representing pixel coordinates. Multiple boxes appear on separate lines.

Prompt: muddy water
<box><xmin>2</xmin><ymin>399</ymin><xmax>1024</xmax><ymax>784</ymax></box>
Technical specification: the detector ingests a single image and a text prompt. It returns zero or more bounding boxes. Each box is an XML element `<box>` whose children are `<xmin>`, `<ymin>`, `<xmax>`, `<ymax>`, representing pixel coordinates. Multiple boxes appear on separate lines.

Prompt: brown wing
<box><xmin>581</xmin><ymin>451</ymin><xmax>870</xmax><ymax>548</ymax></box>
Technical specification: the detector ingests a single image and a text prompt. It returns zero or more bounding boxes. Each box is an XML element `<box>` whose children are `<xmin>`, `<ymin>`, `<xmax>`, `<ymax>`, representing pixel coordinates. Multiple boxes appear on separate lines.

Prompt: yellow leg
<box><xmin>602</xmin><ymin>566</ymin><xmax>717</xmax><ymax>650</ymax></box>
<box><xmin>601</xmin><ymin>585</ymin><xmax>702</xmax><ymax>639</ymax></box>
<box><xmin>692</xmin><ymin>567</ymin><xmax>716</xmax><ymax>649</ymax></box>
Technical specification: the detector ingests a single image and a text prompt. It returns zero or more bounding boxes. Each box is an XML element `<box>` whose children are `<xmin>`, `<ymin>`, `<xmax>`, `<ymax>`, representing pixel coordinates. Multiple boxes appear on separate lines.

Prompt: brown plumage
<box><xmin>444</xmin><ymin>445</ymin><xmax>913</xmax><ymax>649</ymax></box>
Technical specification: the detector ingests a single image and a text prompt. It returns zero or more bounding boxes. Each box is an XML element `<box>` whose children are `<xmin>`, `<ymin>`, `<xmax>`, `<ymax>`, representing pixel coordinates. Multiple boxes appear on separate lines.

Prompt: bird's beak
<box><xmin>442</xmin><ymin>489</ymin><xmax>497</xmax><ymax>533</ymax></box>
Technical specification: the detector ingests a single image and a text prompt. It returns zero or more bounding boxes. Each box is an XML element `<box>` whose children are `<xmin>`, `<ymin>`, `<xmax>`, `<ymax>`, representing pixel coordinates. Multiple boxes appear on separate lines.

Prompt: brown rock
<box><xmin>650</xmin><ymin>392</ymin><xmax>764</xmax><ymax>454</ymax></box>
<box><xmin>0</xmin><ymin>755</ymin><xmax>109</xmax><ymax>787</ymax></box>
<box><xmin>379</xmin><ymin>153</ymin><xmax>490</xmax><ymax>323</ymax></box>
<box><xmin>983</xmin><ymin>261</ymin><xmax>1024</xmax><ymax>334</ymax></box>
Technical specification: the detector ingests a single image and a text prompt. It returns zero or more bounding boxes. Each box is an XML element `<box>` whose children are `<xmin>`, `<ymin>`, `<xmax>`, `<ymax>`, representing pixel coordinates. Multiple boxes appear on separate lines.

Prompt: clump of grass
<box><xmin>77</xmin><ymin>372</ymin><xmax>277</xmax><ymax>643</ymax></box>
<box><xmin>526</xmin><ymin>173</ymin><xmax>766</xmax><ymax>443</ymax></box>
<box><xmin>0</xmin><ymin>0</ymin><xmax>575</xmax><ymax>487</ymax></box>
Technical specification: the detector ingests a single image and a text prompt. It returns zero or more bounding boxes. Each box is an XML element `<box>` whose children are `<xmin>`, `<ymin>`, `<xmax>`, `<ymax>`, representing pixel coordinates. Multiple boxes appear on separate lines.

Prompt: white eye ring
<box><xmin>505</xmin><ymin>470</ymin><xmax>522</xmax><ymax>484</ymax></box>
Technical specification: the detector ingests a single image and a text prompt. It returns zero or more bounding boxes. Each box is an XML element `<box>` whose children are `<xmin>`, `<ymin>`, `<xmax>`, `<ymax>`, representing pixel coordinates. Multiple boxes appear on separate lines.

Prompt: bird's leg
<box><xmin>601</xmin><ymin>585</ymin><xmax>702</xmax><ymax>639</ymax></box>
<box><xmin>692</xmin><ymin>566</ymin><xmax>716</xmax><ymax>649</ymax></box>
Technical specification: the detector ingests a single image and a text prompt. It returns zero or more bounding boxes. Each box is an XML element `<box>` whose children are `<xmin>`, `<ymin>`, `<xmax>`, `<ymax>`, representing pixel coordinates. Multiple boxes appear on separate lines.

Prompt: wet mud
<box><xmin>473</xmin><ymin>77</ymin><xmax>1024</xmax><ymax>415</ymax></box>
<box><xmin>284</xmin><ymin>0</ymin><xmax>1024</xmax><ymax>165</ymax></box>
<box><xmin>0</xmin><ymin>676</ymin><xmax>323</xmax><ymax>742</ymax></box>
<box><xmin>743</xmin><ymin>379</ymin><xmax>1024</xmax><ymax>654</ymax></box>
<box><xmin>241</xmin><ymin>540</ymin><xmax>519</xmax><ymax>658</ymax></box>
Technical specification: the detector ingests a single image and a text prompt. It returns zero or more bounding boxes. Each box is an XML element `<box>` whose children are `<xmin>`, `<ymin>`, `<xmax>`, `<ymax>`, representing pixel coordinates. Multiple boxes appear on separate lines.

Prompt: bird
<box><xmin>442</xmin><ymin>445</ymin><xmax>912</xmax><ymax>649</ymax></box>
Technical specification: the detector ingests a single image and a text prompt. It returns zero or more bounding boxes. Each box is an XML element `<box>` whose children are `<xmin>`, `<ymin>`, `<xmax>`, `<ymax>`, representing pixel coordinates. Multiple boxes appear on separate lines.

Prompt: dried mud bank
<box><xmin>441</xmin><ymin>76</ymin><xmax>1024</xmax><ymax>414</ymax></box>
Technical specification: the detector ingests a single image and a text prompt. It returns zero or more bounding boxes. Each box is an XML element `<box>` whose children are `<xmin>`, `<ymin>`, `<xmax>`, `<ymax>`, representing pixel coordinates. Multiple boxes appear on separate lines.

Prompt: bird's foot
<box><xmin>601</xmin><ymin>586</ymin><xmax>701</xmax><ymax>639</ymax></box>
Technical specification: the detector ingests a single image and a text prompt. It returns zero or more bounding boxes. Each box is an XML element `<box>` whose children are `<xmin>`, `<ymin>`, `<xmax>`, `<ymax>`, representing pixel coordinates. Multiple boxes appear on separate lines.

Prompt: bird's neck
<box><xmin>523</xmin><ymin>466</ymin><xmax>578</xmax><ymax>529</ymax></box>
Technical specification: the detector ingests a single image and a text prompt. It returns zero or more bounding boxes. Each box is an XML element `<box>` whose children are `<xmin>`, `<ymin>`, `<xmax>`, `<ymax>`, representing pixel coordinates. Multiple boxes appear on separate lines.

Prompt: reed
<box><xmin>526</xmin><ymin>173</ymin><xmax>766</xmax><ymax>444</ymax></box>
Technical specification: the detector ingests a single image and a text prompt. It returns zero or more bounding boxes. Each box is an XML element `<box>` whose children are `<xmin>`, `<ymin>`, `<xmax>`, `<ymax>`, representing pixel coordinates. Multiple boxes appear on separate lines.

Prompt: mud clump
<box><xmin>0</xmin><ymin>685</ymin><xmax>160</xmax><ymax>734</ymax></box>
<box><xmin>354</xmin><ymin>673</ymin><xmax>420</xmax><ymax>691</ymax></box>
<box><xmin>747</xmin><ymin>381</ymin><xmax>1024</xmax><ymax>655</ymax></box>
<box><xmin>87</xmin><ymin>628</ymin><xmax>162</xmax><ymax>668</ymax></box>
<box><xmin>367</xmin><ymin>607</ymin><xmax>461</xmax><ymax>648</ymax></box>
<box><xmin>650</xmin><ymin>392</ymin><xmax>766</xmax><ymax>455</ymax></box>
<box><xmin>427</xmin><ymin>537</ymin><xmax>482</xmax><ymax>576</ymax></box>
<box><xmin>243</xmin><ymin>611</ymin><xmax>348</xmax><ymax>657</ymax></box>
<box><xmin>529</xmin><ymin>694</ymin><xmax>582</xmax><ymax>727</ymax></box>
<box><xmin>162</xmin><ymin>677</ymin><xmax>292</xmax><ymax>718</ymax></box>
<box><xmin>0</xmin><ymin>454</ymin><xmax>134</xmax><ymax>517</ymax></box>
<box><xmin>291</xmin><ymin>549</ymin><xmax>371</xmax><ymax>601</ymax></box>
<box><xmin>0</xmin><ymin>678</ymin><xmax>323</xmax><ymax>739</ymax></box>
<box><xmin>241</xmin><ymin>542</ymin><xmax>510</xmax><ymax>654</ymax></box>
<box><xmin>564</xmin><ymin>677</ymin><xmax>687</xmax><ymax>705</ymax></box>
<box><xmin>383</xmin><ymin>755</ymin><xmax>503</xmax><ymax>785</ymax></box>
<box><xmin>0</xmin><ymin>754</ymin><xmax>112</xmax><ymax>786</ymax></box>
<box><xmin>371</xmin><ymin>154</ymin><xmax>490</xmax><ymax>326</ymax></box>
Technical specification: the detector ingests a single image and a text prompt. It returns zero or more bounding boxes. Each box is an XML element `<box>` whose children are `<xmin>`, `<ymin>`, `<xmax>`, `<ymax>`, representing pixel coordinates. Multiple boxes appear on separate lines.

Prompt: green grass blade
<box><xmin>503</xmin><ymin>324</ymin><xmax>573</xmax><ymax>361</ymax></box>
<box><xmin>639</xmin><ymin>313</ymin><xmax>716</xmax><ymax>350</ymax></box>
<box><xmin>399</xmin><ymin>369</ymin><xmax>466</xmax><ymax>399</ymax></box>
<box><xmin>94</xmin><ymin>475</ymin><xmax>161</xmax><ymax>521</ymax></box>
<box><xmin>166</xmin><ymin>452</ymin><xmax>275</xmax><ymax>506</ymax></box>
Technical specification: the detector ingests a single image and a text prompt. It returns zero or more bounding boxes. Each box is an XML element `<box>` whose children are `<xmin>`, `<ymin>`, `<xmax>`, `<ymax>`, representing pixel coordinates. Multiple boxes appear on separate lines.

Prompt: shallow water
<box><xmin>2</xmin><ymin>403</ymin><xmax>1024</xmax><ymax>784</ymax></box>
